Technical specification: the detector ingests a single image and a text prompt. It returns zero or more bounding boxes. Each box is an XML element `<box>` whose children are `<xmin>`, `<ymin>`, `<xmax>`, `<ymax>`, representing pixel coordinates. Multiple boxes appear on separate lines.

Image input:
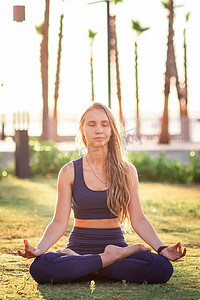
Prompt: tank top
<box><xmin>71</xmin><ymin>156</ymin><xmax>117</xmax><ymax>220</ymax></box>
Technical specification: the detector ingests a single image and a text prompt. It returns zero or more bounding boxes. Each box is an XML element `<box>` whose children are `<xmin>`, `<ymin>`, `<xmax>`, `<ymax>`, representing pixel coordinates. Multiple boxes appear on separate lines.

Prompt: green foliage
<box><xmin>185</xmin><ymin>11</ymin><xmax>191</xmax><ymax>22</ymax></box>
<box><xmin>88</xmin><ymin>29</ymin><xmax>97</xmax><ymax>41</ymax></box>
<box><xmin>29</xmin><ymin>139</ymin><xmax>80</xmax><ymax>176</ymax></box>
<box><xmin>189</xmin><ymin>154</ymin><xmax>200</xmax><ymax>183</ymax></box>
<box><xmin>0</xmin><ymin>155</ymin><xmax>2</xmax><ymax>180</ymax></box>
<box><xmin>0</xmin><ymin>155</ymin><xmax>15</xmax><ymax>180</ymax></box>
<box><xmin>28</xmin><ymin>140</ymin><xmax>200</xmax><ymax>183</ymax></box>
<box><xmin>128</xmin><ymin>151</ymin><xmax>200</xmax><ymax>184</ymax></box>
<box><xmin>131</xmin><ymin>20</ymin><xmax>150</xmax><ymax>35</ymax></box>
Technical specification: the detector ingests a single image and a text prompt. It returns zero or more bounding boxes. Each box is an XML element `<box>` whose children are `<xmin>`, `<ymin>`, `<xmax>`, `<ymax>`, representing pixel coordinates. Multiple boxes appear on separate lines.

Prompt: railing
<box><xmin>0</xmin><ymin>112</ymin><xmax>200</xmax><ymax>142</ymax></box>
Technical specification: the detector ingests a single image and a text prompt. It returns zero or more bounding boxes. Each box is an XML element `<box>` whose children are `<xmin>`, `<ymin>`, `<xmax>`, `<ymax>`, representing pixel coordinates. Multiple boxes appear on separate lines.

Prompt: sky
<box><xmin>0</xmin><ymin>0</ymin><xmax>200</xmax><ymax>131</ymax></box>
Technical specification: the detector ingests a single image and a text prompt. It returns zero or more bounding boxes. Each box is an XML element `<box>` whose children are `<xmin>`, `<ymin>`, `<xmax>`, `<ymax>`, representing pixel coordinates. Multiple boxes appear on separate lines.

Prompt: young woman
<box><xmin>18</xmin><ymin>102</ymin><xmax>186</xmax><ymax>284</ymax></box>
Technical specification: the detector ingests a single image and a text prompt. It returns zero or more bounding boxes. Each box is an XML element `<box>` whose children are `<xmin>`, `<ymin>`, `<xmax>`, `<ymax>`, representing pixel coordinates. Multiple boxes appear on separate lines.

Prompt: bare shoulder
<box><xmin>58</xmin><ymin>161</ymin><xmax>74</xmax><ymax>186</ymax></box>
<box><xmin>125</xmin><ymin>161</ymin><xmax>139</xmax><ymax>186</ymax></box>
<box><xmin>126</xmin><ymin>161</ymin><xmax>138</xmax><ymax>176</ymax></box>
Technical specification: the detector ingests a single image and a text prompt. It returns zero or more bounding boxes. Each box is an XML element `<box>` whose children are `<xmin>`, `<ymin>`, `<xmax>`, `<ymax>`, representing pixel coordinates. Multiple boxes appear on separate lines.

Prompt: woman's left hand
<box><xmin>160</xmin><ymin>242</ymin><xmax>186</xmax><ymax>261</ymax></box>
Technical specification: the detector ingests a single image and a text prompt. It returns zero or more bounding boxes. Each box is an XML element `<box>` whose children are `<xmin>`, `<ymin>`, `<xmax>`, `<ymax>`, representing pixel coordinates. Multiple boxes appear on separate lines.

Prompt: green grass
<box><xmin>0</xmin><ymin>177</ymin><xmax>200</xmax><ymax>300</ymax></box>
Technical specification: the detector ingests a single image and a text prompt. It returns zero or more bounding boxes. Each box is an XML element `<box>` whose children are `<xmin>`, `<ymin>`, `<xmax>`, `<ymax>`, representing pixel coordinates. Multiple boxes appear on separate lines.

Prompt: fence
<box><xmin>0</xmin><ymin>112</ymin><xmax>200</xmax><ymax>142</ymax></box>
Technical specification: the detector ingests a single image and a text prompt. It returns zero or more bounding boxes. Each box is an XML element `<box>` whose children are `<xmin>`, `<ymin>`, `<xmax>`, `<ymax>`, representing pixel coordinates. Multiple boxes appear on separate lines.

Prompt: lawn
<box><xmin>0</xmin><ymin>177</ymin><xmax>200</xmax><ymax>300</ymax></box>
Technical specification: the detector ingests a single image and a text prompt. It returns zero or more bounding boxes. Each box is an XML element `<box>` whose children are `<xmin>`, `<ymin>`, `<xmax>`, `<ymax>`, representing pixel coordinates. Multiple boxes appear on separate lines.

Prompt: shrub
<box><xmin>189</xmin><ymin>153</ymin><xmax>200</xmax><ymax>183</ymax></box>
<box><xmin>28</xmin><ymin>140</ymin><xmax>200</xmax><ymax>183</ymax></box>
<box><xmin>128</xmin><ymin>151</ymin><xmax>192</xmax><ymax>183</ymax></box>
<box><xmin>128</xmin><ymin>151</ymin><xmax>157</xmax><ymax>181</ymax></box>
<box><xmin>0</xmin><ymin>155</ymin><xmax>15</xmax><ymax>180</ymax></box>
<box><xmin>29</xmin><ymin>139</ymin><xmax>80</xmax><ymax>176</ymax></box>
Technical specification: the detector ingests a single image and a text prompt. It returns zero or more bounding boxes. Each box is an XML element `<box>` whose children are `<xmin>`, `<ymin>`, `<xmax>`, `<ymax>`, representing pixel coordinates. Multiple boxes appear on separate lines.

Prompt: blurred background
<box><xmin>0</xmin><ymin>0</ymin><xmax>199</xmax><ymax>139</ymax></box>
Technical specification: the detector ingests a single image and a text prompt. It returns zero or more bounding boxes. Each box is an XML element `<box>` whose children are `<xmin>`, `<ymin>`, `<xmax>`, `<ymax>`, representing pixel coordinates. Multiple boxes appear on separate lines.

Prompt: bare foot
<box><xmin>100</xmin><ymin>244</ymin><xmax>151</xmax><ymax>268</ymax></box>
<box><xmin>56</xmin><ymin>248</ymin><xmax>80</xmax><ymax>256</ymax></box>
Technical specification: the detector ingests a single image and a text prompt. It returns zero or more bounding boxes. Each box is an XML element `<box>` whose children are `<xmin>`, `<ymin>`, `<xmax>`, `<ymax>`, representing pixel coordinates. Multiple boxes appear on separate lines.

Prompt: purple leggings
<box><xmin>30</xmin><ymin>251</ymin><xmax>173</xmax><ymax>284</ymax></box>
<box><xmin>29</xmin><ymin>227</ymin><xmax>173</xmax><ymax>284</ymax></box>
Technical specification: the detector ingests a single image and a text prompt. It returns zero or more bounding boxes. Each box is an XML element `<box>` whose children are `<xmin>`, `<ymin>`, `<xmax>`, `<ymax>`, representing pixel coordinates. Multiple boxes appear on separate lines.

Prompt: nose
<box><xmin>95</xmin><ymin>124</ymin><xmax>103</xmax><ymax>134</ymax></box>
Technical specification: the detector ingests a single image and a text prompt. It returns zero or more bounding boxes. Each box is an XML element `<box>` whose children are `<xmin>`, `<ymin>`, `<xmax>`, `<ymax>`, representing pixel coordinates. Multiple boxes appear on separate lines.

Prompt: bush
<box><xmin>29</xmin><ymin>139</ymin><xmax>80</xmax><ymax>176</ymax></box>
<box><xmin>28</xmin><ymin>140</ymin><xmax>200</xmax><ymax>183</ymax></box>
<box><xmin>128</xmin><ymin>151</ymin><xmax>157</xmax><ymax>181</ymax></box>
<box><xmin>189</xmin><ymin>154</ymin><xmax>200</xmax><ymax>183</ymax></box>
<box><xmin>128</xmin><ymin>151</ymin><xmax>197</xmax><ymax>183</ymax></box>
<box><xmin>0</xmin><ymin>155</ymin><xmax>15</xmax><ymax>180</ymax></box>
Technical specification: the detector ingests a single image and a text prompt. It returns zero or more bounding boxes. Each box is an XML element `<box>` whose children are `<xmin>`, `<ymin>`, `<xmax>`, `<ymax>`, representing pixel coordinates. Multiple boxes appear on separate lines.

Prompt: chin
<box><xmin>91</xmin><ymin>140</ymin><xmax>107</xmax><ymax>147</ymax></box>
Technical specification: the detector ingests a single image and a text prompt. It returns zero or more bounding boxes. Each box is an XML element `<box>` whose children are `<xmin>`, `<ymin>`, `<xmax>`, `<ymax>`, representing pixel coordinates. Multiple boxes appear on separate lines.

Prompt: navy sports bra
<box><xmin>71</xmin><ymin>156</ymin><xmax>117</xmax><ymax>220</ymax></box>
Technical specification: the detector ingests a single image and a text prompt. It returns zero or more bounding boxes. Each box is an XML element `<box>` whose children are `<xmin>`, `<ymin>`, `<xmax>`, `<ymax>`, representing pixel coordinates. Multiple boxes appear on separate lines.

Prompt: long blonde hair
<box><xmin>78</xmin><ymin>102</ymin><xmax>131</xmax><ymax>223</ymax></box>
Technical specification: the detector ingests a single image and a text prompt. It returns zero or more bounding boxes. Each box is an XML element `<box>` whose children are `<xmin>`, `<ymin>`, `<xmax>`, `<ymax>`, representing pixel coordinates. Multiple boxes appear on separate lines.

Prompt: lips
<box><xmin>94</xmin><ymin>137</ymin><xmax>104</xmax><ymax>140</ymax></box>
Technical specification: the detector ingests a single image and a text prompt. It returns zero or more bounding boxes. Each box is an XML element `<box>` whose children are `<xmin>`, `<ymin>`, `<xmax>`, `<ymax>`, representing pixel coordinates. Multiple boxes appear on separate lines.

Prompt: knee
<box><xmin>155</xmin><ymin>255</ymin><xmax>173</xmax><ymax>283</ymax></box>
<box><xmin>29</xmin><ymin>255</ymin><xmax>51</xmax><ymax>284</ymax></box>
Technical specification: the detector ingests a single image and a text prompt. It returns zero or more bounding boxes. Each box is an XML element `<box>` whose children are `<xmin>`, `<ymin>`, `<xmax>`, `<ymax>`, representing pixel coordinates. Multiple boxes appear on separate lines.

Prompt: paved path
<box><xmin>0</xmin><ymin>138</ymin><xmax>200</xmax><ymax>168</ymax></box>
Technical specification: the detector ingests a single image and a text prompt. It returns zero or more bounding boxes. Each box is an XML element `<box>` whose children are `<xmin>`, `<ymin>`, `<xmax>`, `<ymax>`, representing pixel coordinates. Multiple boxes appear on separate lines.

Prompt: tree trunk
<box><xmin>159</xmin><ymin>94</ymin><xmax>169</xmax><ymax>143</ymax></box>
<box><xmin>52</xmin><ymin>14</ymin><xmax>64</xmax><ymax>141</ymax></box>
<box><xmin>109</xmin><ymin>16</ymin><xmax>124</xmax><ymax>126</ymax></box>
<box><xmin>90</xmin><ymin>41</ymin><xmax>95</xmax><ymax>102</ymax></box>
<box><xmin>159</xmin><ymin>0</ymin><xmax>175</xmax><ymax>144</ymax></box>
<box><xmin>40</xmin><ymin>0</ymin><xmax>50</xmax><ymax>141</ymax></box>
<box><xmin>181</xmin><ymin>28</ymin><xmax>190</xmax><ymax>141</ymax></box>
<box><xmin>134</xmin><ymin>40</ymin><xmax>141</xmax><ymax>139</ymax></box>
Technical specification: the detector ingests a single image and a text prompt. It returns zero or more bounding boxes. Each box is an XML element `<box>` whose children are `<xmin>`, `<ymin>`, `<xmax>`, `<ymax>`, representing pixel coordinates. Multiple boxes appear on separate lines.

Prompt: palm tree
<box><xmin>36</xmin><ymin>0</ymin><xmax>50</xmax><ymax>141</ymax></box>
<box><xmin>52</xmin><ymin>14</ymin><xmax>64</xmax><ymax>141</ymax></box>
<box><xmin>183</xmin><ymin>12</ymin><xmax>190</xmax><ymax>107</ymax></box>
<box><xmin>109</xmin><ymin>15</ymin><xmax>124</xmax><ymax>126</ymax></box>
<box><xmin>108</xmin><ymin>0</ymin><xmax>125</xmax><ymax>125</ymax></box>
<box><xmin>109</xmin><ymin>0</ymin><xmax>123</xmax><ymax>111</ymax></box>
<box><xmin>159</xmin><ymin>0</ymin><xmax>189</xmax><ymax>143</ymax></box>
<box><xmin>88</xmin><ymin>29</ymin><xmax>97</xmax><ymax>102</ymax></box>
<box><xmin>182</xmin><ymin>12</ymin><xmax>191</xmax><ymax>141</ymax></box>
<box><xmin>131</xmin><ymin>20</ymin><xmax>150</xmax><ymax>140</ymax></box>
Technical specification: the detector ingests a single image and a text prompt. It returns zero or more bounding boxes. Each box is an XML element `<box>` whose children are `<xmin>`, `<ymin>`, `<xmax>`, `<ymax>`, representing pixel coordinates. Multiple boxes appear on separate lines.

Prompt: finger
<box><xmin>24</xmin><ymin>240</ymin><xmax>29</xmax><ymax>251</ymax></box>
<box><xmin>181</xmin><ymin>248</ymin><xmax>187</xmax><ymax>258</ymax></box>
<box><xmin>17</xmin><ymin>249</ymin><xmax>26</xmax><ymax>258</ymax></box>
<box><xmin>175</xmin><ymin>242</ymin><xmax>181</xmax><ymax>250</ymax></box>
<box><xmin>178</xmin><ymin>243</ymin><xmax>182</xmax><ymax>256</ymax></box>
<box><xmin>24</xmin><ymin>239</ymin><xmax>30</xmax><ymax>249</ymax></box>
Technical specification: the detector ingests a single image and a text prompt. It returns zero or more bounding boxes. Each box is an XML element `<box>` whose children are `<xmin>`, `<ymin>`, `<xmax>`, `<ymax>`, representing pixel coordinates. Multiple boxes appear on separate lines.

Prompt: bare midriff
<box><xmin>74</xmin><ymin>218</ymin><xmax>120</xmax><ymax>228</ymax></box>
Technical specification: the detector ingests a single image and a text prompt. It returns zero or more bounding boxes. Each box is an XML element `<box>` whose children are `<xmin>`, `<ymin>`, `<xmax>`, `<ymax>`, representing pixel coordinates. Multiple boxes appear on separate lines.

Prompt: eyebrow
<box><xmin>87</xmin><ymin>120</ymin><xmax>109</xmax><ymax>123</ymax></box>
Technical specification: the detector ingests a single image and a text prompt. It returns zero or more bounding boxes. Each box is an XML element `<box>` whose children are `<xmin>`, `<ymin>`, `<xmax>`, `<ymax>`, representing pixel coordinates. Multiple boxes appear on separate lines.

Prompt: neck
<box><xmin>87</xmin><ymin>146</ymin><xmax>108</xmax><ymax>166</ymax></box>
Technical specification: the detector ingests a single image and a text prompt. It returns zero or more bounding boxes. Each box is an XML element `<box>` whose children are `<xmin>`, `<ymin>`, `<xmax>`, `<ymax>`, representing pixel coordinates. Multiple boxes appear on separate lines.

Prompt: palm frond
<box><xmin>88</xmin><ymin>29</ymin><xmax>97</xmax><ymax>40</ymax></box>
<box><xmin>131</xmin><ymin>20</ymin><xmax>150</xmax><ymax>34</ymax></box>
<box><xmin>186</xmin><ymin>11</ymin><xmax>191</xmax><ymax>22</ymax></box>
<box><xmin>161</xmin><ymin>1</ymin><xmax>170</xmax><ymax>9</ymax></box>
<box><xmin>111</xmin><ymin>0</ymin><xmax>123</xmax><ymax>4</ymax></box>
<box><xmin>35</xmin><ymin>23</ymin><xmax>45</xmax><ymax>35</ymax></box>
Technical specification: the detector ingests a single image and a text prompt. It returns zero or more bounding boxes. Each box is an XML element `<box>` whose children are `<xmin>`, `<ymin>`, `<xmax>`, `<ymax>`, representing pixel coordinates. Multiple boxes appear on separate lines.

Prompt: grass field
<box><xmin>0</xmin><ymin>176</ymin><xmax>200</xmax><ymax>300</ymax></box>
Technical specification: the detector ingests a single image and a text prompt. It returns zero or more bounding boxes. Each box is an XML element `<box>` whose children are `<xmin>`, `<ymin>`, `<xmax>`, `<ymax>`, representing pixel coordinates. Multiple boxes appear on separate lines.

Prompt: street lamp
<box><xmin>13</xmin><ymin>5</ymin><xmax>25</xmax><ymax>22</ymax></box>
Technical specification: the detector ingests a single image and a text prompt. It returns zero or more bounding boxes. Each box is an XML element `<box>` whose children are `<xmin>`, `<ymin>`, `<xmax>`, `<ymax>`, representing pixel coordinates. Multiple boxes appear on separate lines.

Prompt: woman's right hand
<box><xmin>17</xmin><ymin>239</ymin><xmax>43</xmax><ymax>259</ymax></box>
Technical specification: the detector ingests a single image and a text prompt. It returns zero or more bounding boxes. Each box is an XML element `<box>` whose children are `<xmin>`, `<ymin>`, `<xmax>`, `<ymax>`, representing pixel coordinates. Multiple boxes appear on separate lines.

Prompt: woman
<box><xmin>18</xmin><ymin>102</ymin><xmax>186</xmax><ymax>284</ymax></box>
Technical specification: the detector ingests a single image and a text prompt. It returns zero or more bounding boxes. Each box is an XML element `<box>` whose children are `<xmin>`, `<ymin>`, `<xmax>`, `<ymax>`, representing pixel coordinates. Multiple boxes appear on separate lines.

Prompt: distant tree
<box><xmin>109</xmin><ymin>0</ymin><xmax>125</xmax><ymax>125</ymax></box>
<box><xmin>36</xmin><ymin>0</ymin><xmax>50</xmax><ymax>141</ymax></box>
<box><xmin>88</xmin><ymin>29</ymin><xmax>97</xmax><ymax>102</ymax></box>
<box><xmin>183</xmin><ymin>12</ymin><xmax>190</xmax><ymax>107</ymax></box>
<box><xmin>52</xmin><ymin>14</ymin><xmax>64</xmax><ymax>141</ymax></box>
<box><xmin>131</xmin><ymin>20</ymin><xmax>150</xmax><ymax>140</ymax></box>
<box><xmin>159</xmin><ymin>0</ymin><xmax>190</xmax><ymax>144</ymax></box>
<box><xmin>182</xmin><ymin>11</ymin><xmax>191</xmax><ymax>140</ymax></box>
<box><xmin>109</xmin><ymin>16</ymin><xmax>124</xmax><ymax>126</ymax></box>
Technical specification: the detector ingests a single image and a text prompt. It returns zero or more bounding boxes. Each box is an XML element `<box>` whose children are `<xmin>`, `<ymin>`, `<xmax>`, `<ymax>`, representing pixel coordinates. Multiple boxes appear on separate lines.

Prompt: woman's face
<box><xmin>82</xmin><ymin>109</ymin><xmax>112</xmax><ymax>148</ymax></box>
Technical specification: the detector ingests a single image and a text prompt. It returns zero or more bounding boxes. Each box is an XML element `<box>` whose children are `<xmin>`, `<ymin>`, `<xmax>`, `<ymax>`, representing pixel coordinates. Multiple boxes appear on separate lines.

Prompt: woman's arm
<box><xmin>18</xmin><ymin>162</ymin><xmax>74</xmax><ymax>258</ymax></box>
<box><xmin>127</xmin><ymin>163</ymin><xmax>186</xmax><ymax>260</ymax></box>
